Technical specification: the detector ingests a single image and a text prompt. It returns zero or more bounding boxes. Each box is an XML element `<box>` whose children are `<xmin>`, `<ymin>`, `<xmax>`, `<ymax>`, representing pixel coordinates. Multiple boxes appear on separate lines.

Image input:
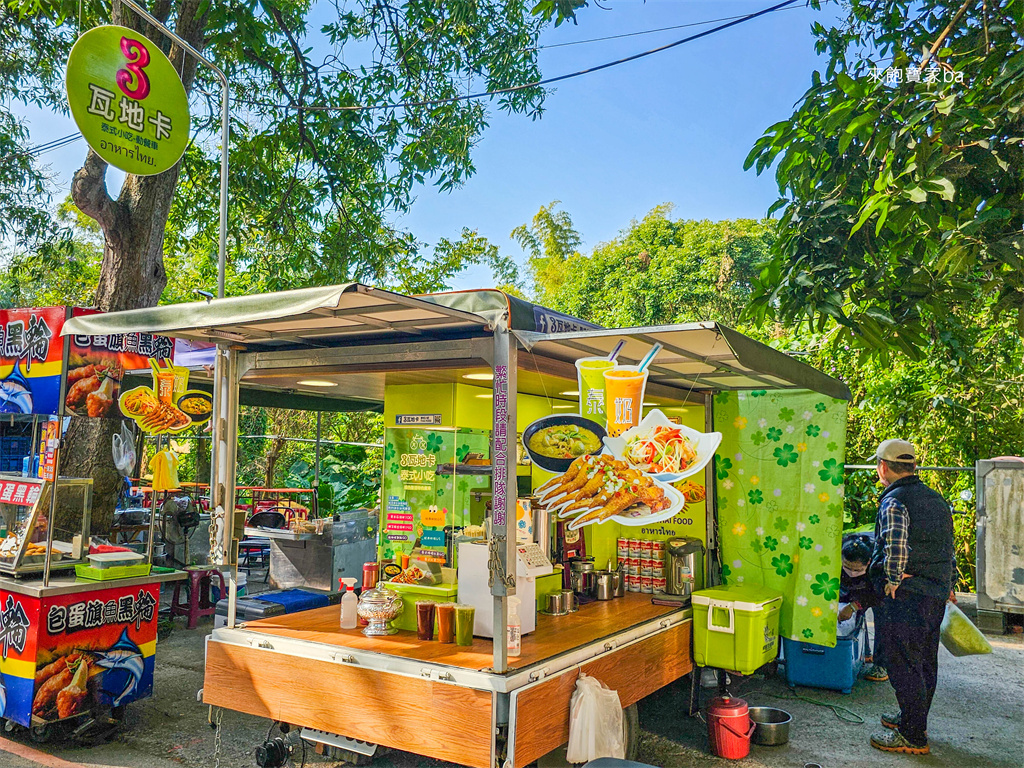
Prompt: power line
<box><xmin>532</xmin><ymin>3</ymin><xmax>806</xmax><ymax>51</ymax></box>
<box><xmin>227</xmin><ymin>0</ymin><xmax>803</xmax><ymax>113</ymax></box>
<box><xmin>8</xmin><ymin>0</ymin><xmax>803</xmax><ymax>158</ymax></box>
<box><xmin>1</xmin><ymin>133</ymin><xmax>82</xmax><ymax>163</ymax></box>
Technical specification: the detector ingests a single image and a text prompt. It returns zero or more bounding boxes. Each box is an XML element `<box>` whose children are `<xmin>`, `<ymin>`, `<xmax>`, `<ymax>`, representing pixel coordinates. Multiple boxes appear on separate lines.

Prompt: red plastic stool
<box><xmin>170</xmin><ymin>566</ymin><xmax>225</xmax><ymax>630</ymax></box>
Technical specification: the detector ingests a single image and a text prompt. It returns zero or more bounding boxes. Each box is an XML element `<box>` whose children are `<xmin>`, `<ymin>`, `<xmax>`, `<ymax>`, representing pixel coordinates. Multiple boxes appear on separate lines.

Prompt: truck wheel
<box><xmin>29</xmin><ymin>724</ymin><xmax>52</xmax><ymax>743</ymax></box>
<box><xmin>622</xmin><ymin>703</ymin><xmax>640</xmax><ymax>762</ymax></box>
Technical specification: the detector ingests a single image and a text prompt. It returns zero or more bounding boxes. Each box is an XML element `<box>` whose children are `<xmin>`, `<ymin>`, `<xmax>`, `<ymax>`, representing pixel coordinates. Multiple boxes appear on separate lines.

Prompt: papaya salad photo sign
<box><xmin>523</xmin><ymin>343</ymin><xmax>722</xmax><ymax>530</ymax></box>
<box><xmin>117</xmin><ymin>360</ymin><xmax>211</xmax><ymax>435</ymax></box>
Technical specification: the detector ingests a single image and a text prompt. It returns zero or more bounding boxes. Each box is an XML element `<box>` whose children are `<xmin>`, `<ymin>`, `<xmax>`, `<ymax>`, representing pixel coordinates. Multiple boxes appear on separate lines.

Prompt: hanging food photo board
<box><xmin>66</xmin><ymin>308</ymin><xmax>175</xmax><ymax>419</ymax></box>
<box><xmin>523</xmin><ymin>344</ymin><xmax>722</xmax><ymax>531</ymax></box>
<box><xmin>66</xmin><ymin>25</ymin><xmax>190</xmax><ymax>176</ymax></box>
<box><xmin>118</xmin><ymin>360</ymin><xmax>208</xmax><ymax>435</ymax></box>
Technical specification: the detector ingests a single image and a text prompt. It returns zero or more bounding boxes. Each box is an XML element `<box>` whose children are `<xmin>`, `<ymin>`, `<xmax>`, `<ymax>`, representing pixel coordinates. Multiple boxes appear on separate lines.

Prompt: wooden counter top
<box><xmin>234</xmin><ymin>592</ymin><xmax>686</xmax><ymax>672</ymax></box>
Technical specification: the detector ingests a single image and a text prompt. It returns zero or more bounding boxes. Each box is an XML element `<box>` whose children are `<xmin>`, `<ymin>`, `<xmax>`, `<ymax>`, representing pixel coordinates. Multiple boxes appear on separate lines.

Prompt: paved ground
<box><xmin>0</xmin><ymin>579</ymin><xmax>1020</xmax><ymax>768</ymax></box>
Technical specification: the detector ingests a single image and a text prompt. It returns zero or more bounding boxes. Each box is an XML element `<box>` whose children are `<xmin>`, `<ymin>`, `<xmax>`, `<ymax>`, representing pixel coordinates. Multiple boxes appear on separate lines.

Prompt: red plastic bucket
<box><xmin>707</xmin><ymin>696</ymin><xmax>756</xmax><ymax>760</ymax></box>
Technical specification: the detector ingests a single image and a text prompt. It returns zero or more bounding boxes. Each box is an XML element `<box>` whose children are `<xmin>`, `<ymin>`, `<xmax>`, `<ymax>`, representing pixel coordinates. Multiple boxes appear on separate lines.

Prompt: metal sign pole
<box><xmin>490</xmin><ymin>324</ymin><xmax>517</xmax><ymax>674</ymax></box>
<box><xmin>116</xmin><ymin>0</ymin><xmax>230</xmax><ymax>298</ymax></box>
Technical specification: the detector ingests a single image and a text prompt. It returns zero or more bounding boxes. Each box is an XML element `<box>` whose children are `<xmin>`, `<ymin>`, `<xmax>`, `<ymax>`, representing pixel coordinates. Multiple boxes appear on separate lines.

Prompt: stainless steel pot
<box><xmin>594</xmin><ymin>571</ymin><xmax>615</xmax><ymax>600</ymax></box>
<box><xmin>569</xmin><ymin>558</ymin><xmax>596</xmax><ymax>597</ymax></box>
<box><xmin>748</xmin><ymin>707</ymin><xmax>791</xmax><ymax>746</ymax></box>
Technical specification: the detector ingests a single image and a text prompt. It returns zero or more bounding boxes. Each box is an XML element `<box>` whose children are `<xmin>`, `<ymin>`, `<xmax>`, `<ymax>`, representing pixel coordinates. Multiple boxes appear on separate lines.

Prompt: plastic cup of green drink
<box><xmin>454</xmin><ymin>603</ymin><xmax>476</xmax><ymax>646</ymax></box>
<box><xmin>575</xmin><ymin>357</ymin><xmax>616</xmax><ymax>419</ymax></box>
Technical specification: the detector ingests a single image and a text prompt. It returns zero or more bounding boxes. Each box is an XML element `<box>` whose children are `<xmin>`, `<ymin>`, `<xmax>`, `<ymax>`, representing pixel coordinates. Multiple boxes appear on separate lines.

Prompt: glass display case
<box><xmin>0</xmin><ymin>474</ymin><xmax>92</xmax><ymax>575</ymax></box>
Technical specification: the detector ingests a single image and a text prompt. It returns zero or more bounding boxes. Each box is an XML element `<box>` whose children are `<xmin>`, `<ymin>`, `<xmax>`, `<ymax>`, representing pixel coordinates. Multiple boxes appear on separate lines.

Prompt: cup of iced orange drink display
<box><xmin>575</xmin><ymin>357</ymin><xmax>616</xmax><ymax>419</ymax></box>
<box><xmin>604</xmin><ymin>366</ymin><xmax>648</xmax><ymax>437</ymax></box>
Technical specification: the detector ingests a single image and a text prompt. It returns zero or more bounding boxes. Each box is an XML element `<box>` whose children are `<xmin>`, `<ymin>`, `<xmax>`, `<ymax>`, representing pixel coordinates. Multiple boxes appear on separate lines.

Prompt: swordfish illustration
<box><xmin>90</xmin><ymin>630</ymin><xmax>145</xmax><ymax>706</ymax></box>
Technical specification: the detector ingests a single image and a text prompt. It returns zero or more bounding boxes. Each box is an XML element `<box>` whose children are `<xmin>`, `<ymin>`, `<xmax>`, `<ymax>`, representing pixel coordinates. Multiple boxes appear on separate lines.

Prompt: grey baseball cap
<box><xmin>872</xmin><ymin>439</ymin><xmax>916</xmax><ymax>463</ymax></box>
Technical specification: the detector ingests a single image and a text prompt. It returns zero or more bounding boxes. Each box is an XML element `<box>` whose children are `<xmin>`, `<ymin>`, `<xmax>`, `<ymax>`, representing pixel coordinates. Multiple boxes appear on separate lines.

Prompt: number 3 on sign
<box><xmin>117</xmin><ymin>36</ymin><xmax>151</xmax><ymax>99</ymax></box>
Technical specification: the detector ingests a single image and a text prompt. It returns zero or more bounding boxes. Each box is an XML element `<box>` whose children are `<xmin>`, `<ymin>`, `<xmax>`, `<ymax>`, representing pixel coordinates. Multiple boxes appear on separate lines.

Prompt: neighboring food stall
<box><xmin>0</xmin><ymin>305</ymin><xmax>191</xmax><ymax>741</ymax></box>
<box><xmin>61</xmin><ymin>284</ymin><xmax>849</xmax><ymax>766</ymax></box>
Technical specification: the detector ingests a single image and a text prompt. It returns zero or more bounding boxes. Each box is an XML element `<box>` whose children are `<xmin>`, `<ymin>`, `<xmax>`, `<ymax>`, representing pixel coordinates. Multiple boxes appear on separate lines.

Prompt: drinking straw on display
<box><xmin>637</xmin><ymin>343</ymin><xmax>663</xmax><ymax>372</ymax></box>
<box><xmin>607</xmin><ymin>341</ymin><xmax>625</xmax><ymax>362</ymax></box>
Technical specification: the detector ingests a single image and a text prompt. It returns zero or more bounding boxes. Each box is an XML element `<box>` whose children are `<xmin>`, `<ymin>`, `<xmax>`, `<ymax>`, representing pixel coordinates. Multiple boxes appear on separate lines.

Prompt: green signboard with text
<box><xmin>66</xmin><ymin>25</ymin><xmax>190</xmax><ymax>176</ymax></box>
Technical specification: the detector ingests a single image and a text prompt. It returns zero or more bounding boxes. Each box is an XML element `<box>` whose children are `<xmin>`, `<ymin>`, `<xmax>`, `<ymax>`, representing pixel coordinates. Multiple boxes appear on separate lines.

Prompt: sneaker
<box><xmin>865</xmin><ymin>664</ymin><xmax>889</xmax><ymax>682</ymax></box>
<box><xmin>871</xmin><ymin>729</ymin><xmax>929</xmax><ymax>755</ymax></box>
<box><xmin>882</xmin><ymin>714</ymin><xmax>927</xmax><ymax>738</ymax></box>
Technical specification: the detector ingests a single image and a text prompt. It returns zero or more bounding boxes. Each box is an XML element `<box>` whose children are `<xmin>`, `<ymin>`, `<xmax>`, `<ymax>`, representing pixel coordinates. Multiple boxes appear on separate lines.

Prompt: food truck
<box><xmin>62</xmin><ymin>284</ymin><xmax>850</xmax><ymax>766</ymax></box>
<box><xmin>0</xmin><ymin>306</ymin><xmax>187</xmax><ymax>742</ymax></box>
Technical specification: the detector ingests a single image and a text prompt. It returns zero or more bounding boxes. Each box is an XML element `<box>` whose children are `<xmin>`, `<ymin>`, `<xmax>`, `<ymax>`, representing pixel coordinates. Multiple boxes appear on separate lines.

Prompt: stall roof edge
<box><xmin>516</xmin><ymin>323</ymin><xmax>852</xmax><ymax>401</ymax></box>
<box><xmin>60</xmin><ymin>284</ymin><xmax>595</xmax><ymax>349</ymax></box>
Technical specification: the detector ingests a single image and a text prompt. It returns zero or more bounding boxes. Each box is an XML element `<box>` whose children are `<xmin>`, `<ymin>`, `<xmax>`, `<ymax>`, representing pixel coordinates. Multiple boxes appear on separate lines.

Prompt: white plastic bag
<box><xmin>111</xmin><ymin>422</ymin><xmax>137</xmax><ymax>478</ymax></box>
<box><xmin>565</xmin><ymin>673</ymin><xmax>625</xmax><ymax>763</ymax></box>
<box><xmin>940</xmin><ymin>602</ymin><xmax>993</xmax><ymax>657</ymax></box>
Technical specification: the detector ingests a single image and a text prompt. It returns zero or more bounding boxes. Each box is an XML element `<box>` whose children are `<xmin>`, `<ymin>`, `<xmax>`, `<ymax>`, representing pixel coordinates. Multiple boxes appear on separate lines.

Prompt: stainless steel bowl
<box><xmin>748</xmin><ymin>707</ymin><xmax>791</xmax><ymax>746</ymax></box>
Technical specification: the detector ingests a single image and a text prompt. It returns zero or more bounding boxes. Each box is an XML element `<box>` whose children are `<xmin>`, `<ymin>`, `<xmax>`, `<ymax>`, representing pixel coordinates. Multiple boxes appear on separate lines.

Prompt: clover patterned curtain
<box><xmin>713</xmin><ymin>389</ymin><xmax>848</xmax><ymax>648</ymax></box>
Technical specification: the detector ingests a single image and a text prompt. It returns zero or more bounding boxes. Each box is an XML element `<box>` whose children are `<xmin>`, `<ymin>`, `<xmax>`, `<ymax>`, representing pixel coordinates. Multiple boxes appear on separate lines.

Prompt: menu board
<box><xmin>380</xmin><ymin>427</ymin><xmax>490</xmax><ymax>565</ymax></box>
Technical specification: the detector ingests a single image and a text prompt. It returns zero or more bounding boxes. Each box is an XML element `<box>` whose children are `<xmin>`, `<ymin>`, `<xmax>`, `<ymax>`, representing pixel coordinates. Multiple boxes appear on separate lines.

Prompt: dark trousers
<box><xmin>884</xmin><ymin>590</ymin><xmax>946</xmax><ymax>744</ymax></box>
<box><xmin>871</xmin><ymin>601</ymin><xmax>888</xmax><ymax>668</ymax></box>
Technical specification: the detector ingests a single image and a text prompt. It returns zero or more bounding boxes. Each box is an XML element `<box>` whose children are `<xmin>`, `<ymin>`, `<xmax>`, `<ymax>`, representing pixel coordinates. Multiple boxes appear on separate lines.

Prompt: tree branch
<box><xmin>71</xmin><ymin>149</ymin><xmax>123</xmax><ymax>249</ymax></box>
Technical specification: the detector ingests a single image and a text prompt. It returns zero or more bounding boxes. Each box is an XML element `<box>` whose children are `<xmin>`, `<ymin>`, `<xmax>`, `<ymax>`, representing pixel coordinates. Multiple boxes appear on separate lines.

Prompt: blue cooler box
<box><xmin>783</xmin><ymin>615</ymin><xmax>867</xmax><ymax>693</ymax></box>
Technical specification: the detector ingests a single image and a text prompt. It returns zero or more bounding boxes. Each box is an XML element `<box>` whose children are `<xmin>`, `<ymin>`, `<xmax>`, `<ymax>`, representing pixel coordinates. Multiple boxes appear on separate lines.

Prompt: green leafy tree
<box><xmin>511</xmin><ymin>200</ymin><xmax>583</xmax><ymax>305</ymax></box>
<box><xmin>526</xmin><ymin>204</ymin><xmax>774</xmax><ymax>328</ymax></box>
<box><xmin>745</xmin><ymin>0</ymin><xmax>1024</xmax><ymax>354</ymax></box>
<box><xmin>3</xmin><ymin>0</ymin><xmax>571</xmax><ymax>524</ymax></box>
<box><xmin>0</xmin><ymin>199</ymin><xmax>101</xmax><ymax>307</ymax></box>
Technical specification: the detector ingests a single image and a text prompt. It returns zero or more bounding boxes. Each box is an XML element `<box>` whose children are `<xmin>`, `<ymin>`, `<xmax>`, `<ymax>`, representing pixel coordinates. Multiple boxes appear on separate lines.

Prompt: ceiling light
<box><xmin>476</xmin><ymin>393</ymin><xmax>493</xmax><ymax>399</ymax></box>
<box><xmin>559</xmin><ymin>390</ymin><xmax>579</xmax><ymax>397</ymax></box>
<box><xmin>642</xmin><ymin>401</ymin><xmax>658</xmax><ymax>407</ymax></box>
<box><xmin>298</xmin><ymin>379</ymin><xmax>338</xmax><ymax>387</ymax></box>
<box><xmin>462</xmin><ymin>373</ymin><xmax>493</xmax><ymax>381</ymax></box>
<box><xmin>552</xmin><ymin>404</ymin><xmax>574</xmax><ymax>410</ymax></box>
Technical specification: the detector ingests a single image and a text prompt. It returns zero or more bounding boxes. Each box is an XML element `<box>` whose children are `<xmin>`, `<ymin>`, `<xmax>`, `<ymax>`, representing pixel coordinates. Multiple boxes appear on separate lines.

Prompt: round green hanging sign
<box><xmin>66</xmin><ymin>25</ymin><xmax>190</xmax><ymax>176</ymax></box>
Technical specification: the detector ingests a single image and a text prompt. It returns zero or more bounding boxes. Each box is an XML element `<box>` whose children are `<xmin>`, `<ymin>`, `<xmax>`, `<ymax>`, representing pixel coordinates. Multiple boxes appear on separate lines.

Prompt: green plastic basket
<box><xmin>75</xmin><ymin>562</ymin><xmax>152</xmax><ymax>581</ymax></box>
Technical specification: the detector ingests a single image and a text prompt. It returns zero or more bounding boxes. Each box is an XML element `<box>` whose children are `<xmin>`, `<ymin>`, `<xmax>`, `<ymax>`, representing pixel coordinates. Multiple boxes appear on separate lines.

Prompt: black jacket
<box><xmin>869</xmin><ymin>475</ymin><xmax>956</xmax><ymax>600</ymax></box>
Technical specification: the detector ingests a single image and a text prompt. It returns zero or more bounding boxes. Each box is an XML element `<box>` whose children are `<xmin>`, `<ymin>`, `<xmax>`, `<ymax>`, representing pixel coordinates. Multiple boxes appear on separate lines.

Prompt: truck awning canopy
<box><xmin>63</xmin><ymin>285</ymin><xmax>849</xmax><ymax>401</ymax></box>
<box><xmin>516</xmin><ymin>323</ymin><xmax>851</xmax><ymax>401</ymax></box>
<box><xmin>62</xmin><ymin>284</ymin><xmax>491</xmax><ymax>349</ymax></box>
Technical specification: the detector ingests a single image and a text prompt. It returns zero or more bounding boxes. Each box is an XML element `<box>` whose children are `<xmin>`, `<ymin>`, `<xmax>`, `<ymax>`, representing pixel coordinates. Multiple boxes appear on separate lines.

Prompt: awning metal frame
<box><xmin>60</xmin><ymin>284</ymin><xmax>850</xmax><ymax>676</ymax></box>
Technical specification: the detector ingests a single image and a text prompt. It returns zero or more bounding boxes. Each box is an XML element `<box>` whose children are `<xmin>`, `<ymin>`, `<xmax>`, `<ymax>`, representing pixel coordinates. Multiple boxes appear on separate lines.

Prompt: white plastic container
<box><xmin>87</xmin><ymin>551</ymin><xmax>145</xmax><ymax>569</ymax></box>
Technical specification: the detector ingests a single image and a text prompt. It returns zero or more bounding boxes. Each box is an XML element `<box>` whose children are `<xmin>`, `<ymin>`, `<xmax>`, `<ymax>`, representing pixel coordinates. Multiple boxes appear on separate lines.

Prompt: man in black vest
<box><xmin>867</xmin><ymin>439</ymin><xmax>956</xmax><ymax>755</ymax></box>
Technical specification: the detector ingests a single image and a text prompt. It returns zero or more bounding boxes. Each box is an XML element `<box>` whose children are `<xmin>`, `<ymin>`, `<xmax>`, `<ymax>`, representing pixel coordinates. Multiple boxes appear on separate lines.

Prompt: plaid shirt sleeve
<box><xmin>878</xmin><ymin>496</ymin><xmax>910</xmax><ymax>586</ymax></box>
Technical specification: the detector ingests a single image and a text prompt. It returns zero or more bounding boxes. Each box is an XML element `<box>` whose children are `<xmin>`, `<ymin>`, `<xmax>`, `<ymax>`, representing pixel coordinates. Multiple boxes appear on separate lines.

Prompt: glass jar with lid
<box><xmin>356</xmin><ymin>582</ymin><xmax>404</xmax><ymax>636</ymax></box>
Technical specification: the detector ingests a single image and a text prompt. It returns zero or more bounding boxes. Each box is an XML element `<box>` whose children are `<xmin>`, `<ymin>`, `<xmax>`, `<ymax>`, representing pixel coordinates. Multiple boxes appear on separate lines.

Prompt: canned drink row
<box><xmin>618</xmin><ymin>538</ymin><xmax>667</xmax><ymax>559</ymax></box>
<box><xmin>623</xmin><ymin>572</ymin><xmax>668</xmax><ymax>594</ymax></box>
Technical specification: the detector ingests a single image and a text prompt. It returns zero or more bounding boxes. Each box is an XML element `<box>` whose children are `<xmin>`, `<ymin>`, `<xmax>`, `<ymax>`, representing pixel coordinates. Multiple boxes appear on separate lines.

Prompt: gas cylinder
<box><xmin>706</xmin><ymin>695</ymin><xmax>756</xmax><ymax>760</ymax></box>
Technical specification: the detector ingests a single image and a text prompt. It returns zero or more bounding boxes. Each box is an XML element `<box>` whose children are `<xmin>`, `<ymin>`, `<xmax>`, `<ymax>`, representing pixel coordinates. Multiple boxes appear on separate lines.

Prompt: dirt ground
<box><xmin>0</xmin><ymin>583</ymin><xmax>1020</xmax><ymax>768</ymax></box>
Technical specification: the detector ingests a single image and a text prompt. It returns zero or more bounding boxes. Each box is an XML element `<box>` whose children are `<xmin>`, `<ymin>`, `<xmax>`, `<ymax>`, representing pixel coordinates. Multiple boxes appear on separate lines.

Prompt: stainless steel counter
<box><xmin>0</xmin><ymin>569</ymin><xmax>187</xmax><ymax>598</ymax></box>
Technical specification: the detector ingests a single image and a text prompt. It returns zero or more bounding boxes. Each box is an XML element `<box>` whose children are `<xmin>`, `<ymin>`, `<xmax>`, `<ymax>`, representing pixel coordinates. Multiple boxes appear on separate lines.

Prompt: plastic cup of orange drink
<box><xmin>603</xmin><ymin>366</ymin><xmax>648</xmax><ymax>437</ymax></box>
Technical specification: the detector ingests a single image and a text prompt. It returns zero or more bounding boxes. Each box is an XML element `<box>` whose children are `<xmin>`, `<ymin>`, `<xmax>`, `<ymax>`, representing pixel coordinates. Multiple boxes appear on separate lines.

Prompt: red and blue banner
<box><xmin>0</xmin><ymin>307</ymin><xmax>66</xmax><ymax>416</ymax></box>
<box><xmin>0</xmin><ymin>582</ymin><xmax>159</xmax><ymax>727</ymax></box>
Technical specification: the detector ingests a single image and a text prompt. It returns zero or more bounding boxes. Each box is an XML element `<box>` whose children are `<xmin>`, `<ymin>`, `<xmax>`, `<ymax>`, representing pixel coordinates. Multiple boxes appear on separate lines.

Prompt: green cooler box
<box><xmin>692</xmin><ymin>584</ymin><xmax>783</xmax><ymax>675</ymax></box>
<box><xmin>386</xmin><ymin>581</ymin><xmax>458</xmax><ymax>635</ymax></box>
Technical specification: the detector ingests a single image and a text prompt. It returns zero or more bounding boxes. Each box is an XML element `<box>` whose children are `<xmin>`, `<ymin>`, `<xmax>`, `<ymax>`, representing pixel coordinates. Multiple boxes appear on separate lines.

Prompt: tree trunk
<box><xmin>67</xmin><ymin>0</ymin><xmax>209</xmax><ymax>533</ymax></box>
<box><xmin>265</xmin><ymin>436</ymin><xmax>286</xmax><ymax>489</ymax></box>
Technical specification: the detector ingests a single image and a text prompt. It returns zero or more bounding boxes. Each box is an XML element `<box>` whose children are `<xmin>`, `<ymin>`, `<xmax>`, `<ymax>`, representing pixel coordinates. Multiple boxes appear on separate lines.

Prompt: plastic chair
<box><xmin>170</xmin><ymin>567</ymin><xmax>226</xmax><ymax>630</ymax></box>
<box><xmin>247</xmin><ymin>510</ymin><xmax>287</xmax><ymax>529</ymax></box>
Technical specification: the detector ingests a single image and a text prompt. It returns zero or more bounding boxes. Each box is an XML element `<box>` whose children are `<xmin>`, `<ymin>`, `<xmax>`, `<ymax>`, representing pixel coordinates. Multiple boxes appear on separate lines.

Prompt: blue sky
<box><xmin>18</xmin><ymin>1</ymin><xmax>838</xmax><ymax>291</ymax></box>
<box><xmin>398</xmin><ymin>0</ymin><xmax>840</xmax><ymax>289</ymax></box>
